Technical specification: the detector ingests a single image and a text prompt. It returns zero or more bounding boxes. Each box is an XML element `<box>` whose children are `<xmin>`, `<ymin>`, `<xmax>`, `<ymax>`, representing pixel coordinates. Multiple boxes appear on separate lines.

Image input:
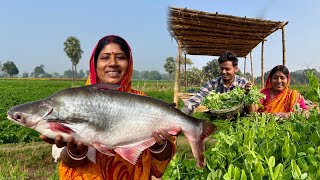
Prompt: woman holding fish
<box><xmin>41</xmin><ymin>35</ymin><xmax>179</xmax><ymax>179</ymax></box>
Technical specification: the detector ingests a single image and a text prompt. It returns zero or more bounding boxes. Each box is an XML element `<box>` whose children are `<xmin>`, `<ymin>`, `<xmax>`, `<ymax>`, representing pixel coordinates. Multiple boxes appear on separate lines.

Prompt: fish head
<box><xmin>7</xmin><ymin>100</ymin><xmax>54</xmax><ymax>129</ymax></box>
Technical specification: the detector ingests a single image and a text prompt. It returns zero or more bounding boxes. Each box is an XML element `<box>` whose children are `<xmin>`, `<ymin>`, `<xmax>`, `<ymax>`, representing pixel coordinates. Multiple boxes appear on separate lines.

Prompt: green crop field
<box><xmin>1</xmin><ymin>79</ymin><xmax>320</xmax><ymax>179</ymax></box>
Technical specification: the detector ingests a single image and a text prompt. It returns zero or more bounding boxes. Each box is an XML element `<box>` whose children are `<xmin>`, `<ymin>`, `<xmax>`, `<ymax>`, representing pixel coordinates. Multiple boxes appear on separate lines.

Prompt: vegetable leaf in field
<box><xmin>306</xmin><ymin>71</ymin><xmax>320</xmax><ymax>103</ymax></box>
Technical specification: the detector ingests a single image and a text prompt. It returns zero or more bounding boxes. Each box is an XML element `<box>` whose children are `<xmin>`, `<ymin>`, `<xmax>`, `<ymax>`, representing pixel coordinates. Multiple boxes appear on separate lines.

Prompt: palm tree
<box><xmin>64</xmin><ymin>36</ymin><xmax>83</xmax><ymax>81</ymax></box>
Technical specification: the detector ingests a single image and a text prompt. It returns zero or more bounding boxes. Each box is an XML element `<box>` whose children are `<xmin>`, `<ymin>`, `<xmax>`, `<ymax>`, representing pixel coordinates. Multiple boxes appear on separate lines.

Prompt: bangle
<box><xmin>149</xmin><ymin>141</ymin><xmax>167</xmax><ymax>154</ymax></box>
<box><xmin>67</xmin><ymin>148</ymin><xmax>88</xmax><ymax>161</ymax></box>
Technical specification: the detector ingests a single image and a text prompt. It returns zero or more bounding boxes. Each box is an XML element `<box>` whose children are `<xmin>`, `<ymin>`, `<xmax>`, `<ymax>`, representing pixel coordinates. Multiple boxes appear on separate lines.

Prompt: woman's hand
<box><xmin>150</xmin><ymin>128</ymin><xmax>181</xmax><ymax>161</ymax></box>
<box><xmin>40</xmin><ymin>135</ymin><xmax>88</xmax><ymax>167</ymax></box>
<box><xmin>40</xmin><ymin>134</ymin><xmax>66</xmax><ymax>147</ymax></box>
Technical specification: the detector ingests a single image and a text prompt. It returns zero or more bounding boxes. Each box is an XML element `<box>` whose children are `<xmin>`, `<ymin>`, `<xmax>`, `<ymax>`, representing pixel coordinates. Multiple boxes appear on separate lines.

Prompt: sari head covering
<box><xmin>85</xmin><ymin>35</ymin><xmax>144</xmax><ymax>95</ymax></box>
<box><xmin>259</xmin><ymin>65</ymin><xmax>300</xmax><ymax>113</ymax></box>
<box><xmin>60</xmin><ymin>35</ymin><xmax>174</xmax><ymax>180</ymax></box>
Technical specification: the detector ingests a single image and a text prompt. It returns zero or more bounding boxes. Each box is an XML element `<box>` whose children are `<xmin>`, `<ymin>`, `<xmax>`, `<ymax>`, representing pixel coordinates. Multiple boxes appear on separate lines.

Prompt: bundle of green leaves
<box><xmin>202</xmin><ymin>86</ymin><xmax>265</xmax><ymax>110</ymax></box>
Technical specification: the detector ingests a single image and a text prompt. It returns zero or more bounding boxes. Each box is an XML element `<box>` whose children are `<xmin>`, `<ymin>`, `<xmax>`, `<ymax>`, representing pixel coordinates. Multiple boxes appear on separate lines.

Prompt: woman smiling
<box><xmin>258</xmin><ymin>65</ymin><xmax>308</xmax><ymax>118</ymax></box>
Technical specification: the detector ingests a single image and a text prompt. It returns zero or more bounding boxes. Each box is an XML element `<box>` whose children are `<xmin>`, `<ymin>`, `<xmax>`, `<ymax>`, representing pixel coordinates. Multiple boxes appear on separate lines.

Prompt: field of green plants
<box><xmin>0</xmin><ymin>78</ymin><xmax>319</xmax><ymax>179</ymax></box>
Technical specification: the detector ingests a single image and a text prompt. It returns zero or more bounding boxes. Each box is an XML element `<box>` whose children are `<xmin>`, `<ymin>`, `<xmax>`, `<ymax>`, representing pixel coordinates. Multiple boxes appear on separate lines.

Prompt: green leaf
<box><xmin>240</xmin><ymin>169</ymin><xmax>247</xmax><ymax>180</ymax></box>
<box><xmin>273</xmin><ymin>163</ymin><xmax>283</xmax><ymax>179</ymax></box>
<box><xmin>233</xmin><ymin>166</ymin><xmax>241</xmax><ymax>180</ymax></box>
<box><xmin>268</xmin><ymin>156</ymin><xmax>275</xmax><ymax>168</ymax></box>
<box><xmin>301</xmin><ymin>173</ymin><xmax>308</xmax><ymax>180</ymax></box>
<box><xmin>291</xmin><ymin>159</ymin><xmax>301</xmax><ymax>179</ymax></box>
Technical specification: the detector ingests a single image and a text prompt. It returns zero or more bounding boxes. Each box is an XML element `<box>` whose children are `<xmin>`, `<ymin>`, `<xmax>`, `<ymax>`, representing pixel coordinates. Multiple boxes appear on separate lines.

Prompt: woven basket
<box><xmin>209</xmin><ymin>102</ymin><xmax>244</xmax><ymax>119</ymax></box>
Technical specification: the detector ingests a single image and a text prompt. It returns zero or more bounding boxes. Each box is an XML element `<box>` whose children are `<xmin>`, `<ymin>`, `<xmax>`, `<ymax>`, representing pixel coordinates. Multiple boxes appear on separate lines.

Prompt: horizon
<box><xmin>1</xmin><ymin>1</ymin><xmax>319</xmax><ymax>76</ymax></box>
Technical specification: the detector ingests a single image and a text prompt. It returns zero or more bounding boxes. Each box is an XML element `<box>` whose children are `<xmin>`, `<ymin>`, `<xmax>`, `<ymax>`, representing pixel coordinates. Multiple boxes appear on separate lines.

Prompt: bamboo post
<box><xmin>174</xmin><ymin>46</ymin><xmax>181</xmax><ymax>108</ymax></box>
<box><xmin>243</xmin><ymin>57</ymin><xmax>246</xmax><ymax>79</ymax></box>
<box><xmin>261</xmin><ymin>40</ymin><xmax>265</xmax><ymax>86</ymax></box>
<box><xmin>250</xmin><ymin>51</ymin><xmax>254</xmax><ymax>84</ymax></box>
<box><xmin>184</xmin><ymin>53</ymin><xmax>187</xmax><ymax>92</ymax></box>
<box><xmin>282</xmin><ymin>26</ymin><xmax>286</xmax><ymax>66</ymax></box>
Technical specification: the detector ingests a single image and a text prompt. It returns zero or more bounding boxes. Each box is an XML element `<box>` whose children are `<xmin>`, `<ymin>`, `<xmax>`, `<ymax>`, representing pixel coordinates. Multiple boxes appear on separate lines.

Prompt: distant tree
<box><xmin>64</xmin><ymin>36</ymin><xmax>83</xmax><ymax>82</ymax></box>
<box><xmin>181</xmin><ymin>67</ymin><xmax>206</xmax><ymax>87</ymax></box>
<box><xmin>202</xmin><ymin>59</ymin><xmax>220</xmax><ymax>81</ymax></box>
<box><xmin>243</xmin><ymin>72</ymin><xmax>253</xmax><ymax>81</ymax></box>
<box><xmin>140</xmin><ymin>70</ymin><xmax>151</xmax><ymax>80</ymax></box>
<box><xmin>52</xmin><ymin>72</ymin><xmax>61</xmax><ymax>78</ymax></box>
<box><xmin>22</xmin><ymin>72</ymin><xmax>29</xmax><ymax>78</ymax></box>
<box><xmin>42</xmin><ymin>73</ymin><xmax>53</xmax><ymax>78</ymax></box>
<box><xmin>31</xmin><ymin>65</ymin><xmax>45</xmax><ymax>78</ymax></box>
<box><xmin>77</xmin><ymin>69</ymin><xmax>85</xmax><ymax>78</ymax></box>
<box><xmin>2</xmin><ymin>61</ymin><xmax>19</xmax><ymax>77</ymax></box>
<box><xmin>164</xmin><ymin>57</ymin><xmax>175</xmax><ymax>79</ymax></box>
<box><xmin>179</xmin><ymin>57</ymin><xmax>193</xmax><ymax>81</ymax></box>
<box><xmin>86</xmin><ymin>70</ymin><xmax>90</xmax><ymax>77</ymax></box>
<box><xmin>179</xmin><ymin>56</ymin><xmax>193</xmax><ymax>66</ymax></box>
<box><xmin>236</xmin><ymin>69</ymin><xmax>242</xmax><ymax>76</ymax></box>
<box><xmin>161</xmin><ymin>73</ymin><xmax>170</xmax><ymax>80</ymax></box>
<box><xmin>63</xmin><ymin>69</ymin><xmax>73</xmax><ymax>78</ymax></box>
<box><xmin>0</xmin><ymin>61</ymin><xmax>4</xmax><ymax>77</ymax></box>
<box><xmin>132</xmin><ymin>70</ymin><xmax>140</xmax><ymax>80</ymax></box>
<box><xmin>149</xmin><ymin>70</ymin><xmax>162</xmax><ymax>80</ymax></box>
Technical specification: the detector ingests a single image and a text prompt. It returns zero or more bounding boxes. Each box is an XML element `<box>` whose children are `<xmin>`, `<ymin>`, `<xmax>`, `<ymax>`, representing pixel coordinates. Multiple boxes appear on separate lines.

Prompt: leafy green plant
<box><xmin>305</xmin><ymin>71</ymin><xmax>320</xmax><ymax>103</ymax></box>
<box><xmin>164</xmin><ymin>110</ymin><xmax>320</xmax><ymax>179</ymax></box>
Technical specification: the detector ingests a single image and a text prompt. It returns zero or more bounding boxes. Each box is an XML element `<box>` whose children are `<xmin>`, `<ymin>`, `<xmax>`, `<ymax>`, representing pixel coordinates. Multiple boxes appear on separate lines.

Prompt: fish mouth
<box><xmin>7</xmin><ymin>114</ymin><xmax>26</xmax><ymax>126</ymax></box>
<box><xmin>6</xmin><ymin>112</ymin><xmax>39</xmax><ymax>128</ymax></box>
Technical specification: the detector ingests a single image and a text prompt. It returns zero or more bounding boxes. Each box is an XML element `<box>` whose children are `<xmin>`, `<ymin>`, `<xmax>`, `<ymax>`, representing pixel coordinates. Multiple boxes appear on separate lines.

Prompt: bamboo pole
<box><xmin>261</xmin><ymin>40</ymin><xmax>265</xmax><ymax>86</ymax></box>
<box><xmin>243</xmin><ymin>57</ymin><xmax>246</xmax><ymax>79</ymax></box>
<box><xmin>174</xmin><ymin>46</ymin><xmax>181</xmax><ymax>108</ymax></box>
<box><xmin>250</xmin><ymin>51</ymin><xmax>254</xmax><ymax>84</ymax></box>
<box><xmin>282</xmin><ymin>26</ymin><xmax>286</xmax><ymax>66</ymax></box>
<box><xmin>184</xmin><ymin>53</ymin><xmax>187</xmax><ymax>92</ymax></box>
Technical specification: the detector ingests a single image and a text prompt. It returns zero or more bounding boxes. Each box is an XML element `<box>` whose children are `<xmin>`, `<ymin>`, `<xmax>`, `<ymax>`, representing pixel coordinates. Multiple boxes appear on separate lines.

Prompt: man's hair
<box><xmin>218</xmin><ymin>51</ymin><xmax>238</xmax><ymax>66</ymax></box>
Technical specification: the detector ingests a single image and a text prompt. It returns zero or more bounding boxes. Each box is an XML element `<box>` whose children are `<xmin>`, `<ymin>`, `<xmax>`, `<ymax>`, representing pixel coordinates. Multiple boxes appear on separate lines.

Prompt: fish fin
<box><xmin>114</xmin><ymin>138</ymin><xmax>156</xmax><ymax>165</ymax></box>
<box><xmin>167</xmin><ymin>127</ymin><xmax>182</xmax><ymax>136</ymax></box>
<box><xmin>186</xmin><ymin>122</ymin><xmax>215</xmax><ymax>168</ymax></box>
<box><xmin>92</xmin><ymin>142</ymin><xmax>115</xmax><ymax>156</ymax></box>
<box><xmin>90</xmin><ymin>83</ymin><xmax>122</xmax><ymax>91</ymax></box>
<box><xmin>201</xmin><ymin>122</ymin><xmax>216</xmax><ymax>140</ymax></box>
<box><xmin>49</xmin><ymin>122</ymin><xmax>74</xmax><ymax>134</ymax></box>
<box><xmin>41</xmin><ymin>107</ymin><xmax>54</xmax><ymax>118</ymax></box>
<box><xmin>86</xmin><ymin>146</ymin><xmax>97</xmax><ymax>164</ymax></box>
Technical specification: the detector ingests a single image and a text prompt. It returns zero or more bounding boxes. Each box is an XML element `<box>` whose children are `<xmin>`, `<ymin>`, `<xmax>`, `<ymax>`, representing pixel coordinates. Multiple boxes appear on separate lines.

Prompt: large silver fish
<box><xmin>7</xmin><ymin>84</ymin><xmax>215</xmax><ymax>167</ymax></box>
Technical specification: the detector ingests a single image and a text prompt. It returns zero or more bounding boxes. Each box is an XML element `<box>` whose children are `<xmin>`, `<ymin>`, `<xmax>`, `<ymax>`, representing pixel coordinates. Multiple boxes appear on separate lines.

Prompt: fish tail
<box><xmin>187</xmin><ymin>121</ymin><xmax>215</xmax><ymax>168</ymax></box>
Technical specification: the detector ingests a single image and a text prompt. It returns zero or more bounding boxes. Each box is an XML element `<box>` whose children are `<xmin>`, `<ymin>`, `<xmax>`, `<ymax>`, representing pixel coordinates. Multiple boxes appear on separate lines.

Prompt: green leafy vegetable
<box><xmin>202</xmin><ymin>86</ymin><xmax>265</xmax><ymax>110</ymax></box>
<box><xmin>305</xmin><ymin>71</ymin><xmax>320</xmax><ymax>103</ymax></box>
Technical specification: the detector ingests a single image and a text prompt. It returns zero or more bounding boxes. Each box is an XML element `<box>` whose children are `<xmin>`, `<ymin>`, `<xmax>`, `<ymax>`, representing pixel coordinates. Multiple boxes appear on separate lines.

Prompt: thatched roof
<box><xmin>168</xmin><ymin>7</ymin><xmax>288</xmax><ymax>57</ymax></box>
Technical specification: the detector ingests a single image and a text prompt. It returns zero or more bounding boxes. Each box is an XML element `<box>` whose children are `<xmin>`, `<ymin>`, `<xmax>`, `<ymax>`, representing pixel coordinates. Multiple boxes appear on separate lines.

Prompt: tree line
<box><xmin>0</xmin><ymin>36</ymin><xmax>170</xmax><ymax>80</ymax></box>
<box><xmin>0</xmin><ymin>61</ymin><xmax>173</xmax><ymax>80</ymax></box>
<box><xmin>163</xmin><ymin>57</ymin><xmax>320</xmax><ymax>87</ymax></box>
<box><xmin>1</xmin><ymin>35</ymin><xmax>319</xmax><ymax>83</ymax></box>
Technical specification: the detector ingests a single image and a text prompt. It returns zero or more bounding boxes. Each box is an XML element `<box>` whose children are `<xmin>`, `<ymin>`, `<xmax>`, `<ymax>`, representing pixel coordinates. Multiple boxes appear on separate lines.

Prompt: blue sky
<box><xmin>0</xmin><ymin>0</ymin><xmax>319</xmax><ymax>77</ymax></box>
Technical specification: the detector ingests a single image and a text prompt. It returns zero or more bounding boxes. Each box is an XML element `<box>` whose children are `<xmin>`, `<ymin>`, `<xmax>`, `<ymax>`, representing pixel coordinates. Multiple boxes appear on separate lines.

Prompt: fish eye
<box><xmin>14</xmin><ymin>113</ymin><xmax>21</xmax><ymax>120</ymax></box>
